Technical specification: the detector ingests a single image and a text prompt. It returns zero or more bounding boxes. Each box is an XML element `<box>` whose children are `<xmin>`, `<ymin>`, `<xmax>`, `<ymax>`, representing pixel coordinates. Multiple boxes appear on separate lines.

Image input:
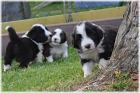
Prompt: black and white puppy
<box><xmin>43</xmin><ymin>28</ymin><xmax>68</xmax><ymax>62</ymax></box>
<box><xmin>72</xmin><ymin>21</ymin><xmax>117</xmax><ymax>77</ymax></box>
<box><xmin>4</xmin><ymin>24</ymin><xmax>52</xmax><ymax>71</ymax></box>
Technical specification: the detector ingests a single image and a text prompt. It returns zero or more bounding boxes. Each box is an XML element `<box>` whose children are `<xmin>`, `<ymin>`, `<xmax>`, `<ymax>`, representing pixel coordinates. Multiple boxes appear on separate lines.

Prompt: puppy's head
<box><xmin>27</xmin><ymin>24</ymin><xmax>52</xmax><ymax>43</ymax></box>
<box><xmin>72</xmin><ymin>22</ymin><xmax>104</xmax><ymax>52</ymax></box>
<box><xmin>51</xmin><ymin>28</ymin><xmax>67</xmax><ymax>45</ymax></box>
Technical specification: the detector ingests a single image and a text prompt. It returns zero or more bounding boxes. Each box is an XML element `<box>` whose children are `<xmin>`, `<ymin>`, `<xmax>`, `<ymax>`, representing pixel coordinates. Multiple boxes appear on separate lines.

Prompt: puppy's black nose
<box><xmin>85</xmin><ymin>44</ymin><xmax>91</xmax><ymax>49</ymax></box>
<box><xmin>50</xmin><ymin>34</ymin><xmax>52</xmax><ymax>37</ymax></box>
<box><xmin>54</xmin><ymin>38</ymin><xmax>57</xmax><ymax>41</ymax></box>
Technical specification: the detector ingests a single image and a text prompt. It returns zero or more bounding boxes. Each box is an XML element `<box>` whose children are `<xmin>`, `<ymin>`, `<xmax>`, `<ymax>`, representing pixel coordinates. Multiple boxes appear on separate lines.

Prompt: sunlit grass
<box><xmin>2</xmin><ymin>47</ymin><xmax>84</xmax><ymax>91</ymax></box>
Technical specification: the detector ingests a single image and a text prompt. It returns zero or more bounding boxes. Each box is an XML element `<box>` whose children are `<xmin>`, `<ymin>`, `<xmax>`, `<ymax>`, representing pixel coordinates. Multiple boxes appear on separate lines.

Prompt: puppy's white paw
<box><xmin>63</xmin><ymin>52</ymin><xmax>68</xmax><ymax>58</ymax></box>
<box><xmin>36</xmin><ymin>52</ymin><xmax>43</xmax><ymax>63</ymax></box>
<box><xmin>46</xmin><ymin>56</ymin><xmax>53</xmax><ymax>63</ymax></box>
<box><xmin>84</xmin><ymin>73</ymin><xmax>91</xmax><ymax>78</ymax></box>
<box><xmin>83</xmin><ymin>62</ymin><xmax>93</xmax><ymax>78</ymax></box>
<box><xmin>4</xmin><ymin>64</ymin><xmax>11</xmax><ymax>72</ymax></box>
<box><xmin>99</xmin><ymin>58</ymin><xmax>108</xmax><ymax>70</ymax></box>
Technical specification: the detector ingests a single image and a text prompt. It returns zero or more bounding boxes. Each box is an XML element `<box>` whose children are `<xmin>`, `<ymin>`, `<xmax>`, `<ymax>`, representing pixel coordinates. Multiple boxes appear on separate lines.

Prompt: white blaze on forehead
<box><xmin>54</xmin><ymin>28</ymin><xmax>63</xmax><ymax>35</ymax></box>
<box><xmin>51</xmin><ymin>28</ymin><xmax>63</xmax><ymax>43</ymax></box>
<box><xmin>32</xmin><ymin>24</ymin><xmax>46</xmax><ymax>29</ymax></box>
<box><xmin>32</xmin><ymin>24</ymin><xmax>45</xmax><ymax>28</ymax></box>
<box><xmin>76</xmin><ymin>22</ymin><xmax>86</xmax><ymax>35</ymax></box>
<box><xmin>76</xmin><ymin>22</ymin><xmax>96</xmax><ymax>51</ymax></box>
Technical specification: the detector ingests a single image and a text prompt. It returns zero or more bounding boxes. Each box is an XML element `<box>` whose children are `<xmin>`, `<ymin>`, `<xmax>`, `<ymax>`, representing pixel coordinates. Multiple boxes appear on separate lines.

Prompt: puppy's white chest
<box><xmin>51</xmin><ymin>46</ymin><xmax>64</xmax><ymax>55</ymax></box>
<box><xmin>50</xmin><ymin>42</ymin><xmax>68</xmax><ymax>59</ymax></box>
<box><xmin>36</xmin><ymin>43</ymin><xmax>44</xmax><ymax>62</ymax></box>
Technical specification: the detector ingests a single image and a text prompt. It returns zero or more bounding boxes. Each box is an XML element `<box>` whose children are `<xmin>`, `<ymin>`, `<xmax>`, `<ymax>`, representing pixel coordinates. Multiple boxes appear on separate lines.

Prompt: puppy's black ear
<box><xmin>85</xmin><ymin>22</ymin><xmax>103</xmax><ymax>45</ymax></box>
<box><xmin>60</xmin><ymin>31</ymin><xmax>67</xmax><ymax>44</ymax></box>
<box><xmin>27</xmin><ymin>26</ymin><xmax>48</xmax><ymax>43</ymax></box>
<box><xmin>71</xmin><ymin>26</ymin><xmax>79</xmax><ymax>49</ymax></box>
<box><xmin>27</xmin><ymin>27</ymin><xmax>37</xmax><ymax>40</ymax></box>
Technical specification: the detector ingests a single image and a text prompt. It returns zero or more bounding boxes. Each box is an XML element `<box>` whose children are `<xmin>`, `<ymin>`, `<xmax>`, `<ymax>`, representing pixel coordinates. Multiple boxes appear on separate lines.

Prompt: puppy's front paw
<box><xmin>84</xmin><ymin>73</ymin><xmax>90</xmax><ymax>78</ymax></box>
<box><xmin>82</xmin><ymin>62</ymin><xmax>93</xmax><ymax>78</ymax></box>
<box><xmin>46</xmin><ymin>56</ymin><xmax>53</xmax><ymax>63</ymax></box>
<box><xmin>63</xmin><ymin>52</ymin><xmax>68</xmax><ymax>58</ymax></box>
<box><xmin>3</xmin><ymin>64</ymin><xmax>11</xmax><ymax>72</ymax></box>
<box><xmin>99</xmin><ymin>58</ymin><xmax>108</xmax><ymax>70</ymax></box>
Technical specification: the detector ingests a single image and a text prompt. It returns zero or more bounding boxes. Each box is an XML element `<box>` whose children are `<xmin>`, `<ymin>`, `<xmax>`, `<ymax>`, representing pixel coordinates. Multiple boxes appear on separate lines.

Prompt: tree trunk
<box><xmin>75</xmin><ymin>2</ymin><xmax>138</xmax><ymax>91</ymax></box>
<box><xmin>96</xmin><ymin>2</ymin><xmax>139</xmax><ymax>90</ymax></box>
<box><xmin>20</xmin><ymin>2</ymin><xmax>31</xmax><ymax>19</ymax></box>
<box><xmin>67</xmin><ymin>2</ymin><xmax>73</xmax><ymax>22</ymax></box>
<box><xmin>63</xmin><ymin>2</ymin><xmax>73</xmax><ymax>23</ymax></box>
<box><xmin>109</xmin><ymin>1</ymin><xmax>138</xmax><ymax>73</ymax></box>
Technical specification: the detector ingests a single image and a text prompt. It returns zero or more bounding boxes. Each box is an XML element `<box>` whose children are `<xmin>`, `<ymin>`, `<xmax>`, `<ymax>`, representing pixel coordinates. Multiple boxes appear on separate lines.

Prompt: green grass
<box><xmin>2</xmin><ymin>47</ymin><xmax>134</xmax><ymax>91</ymax></box>
<box><xmin>3</xmin><ymin>47</ymin><xmax>98</xmax><ymax>91</ymax></box>
<box><xmin>109</xmin><ymin>72</ymin><xmax>134</xmax><ymax>91</ymax></box>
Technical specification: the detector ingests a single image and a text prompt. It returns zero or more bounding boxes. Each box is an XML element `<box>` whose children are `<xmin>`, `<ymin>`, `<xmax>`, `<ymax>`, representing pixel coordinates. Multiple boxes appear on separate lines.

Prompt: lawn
<box><xmin>2</xmin><ymin>47</ymin><xmax>90</xmax><ymax>91</ymax></box>
<box><xmin>2</xmin><ymin>47</ymin><xmax>134</xmax><ymax>91</ymax></box>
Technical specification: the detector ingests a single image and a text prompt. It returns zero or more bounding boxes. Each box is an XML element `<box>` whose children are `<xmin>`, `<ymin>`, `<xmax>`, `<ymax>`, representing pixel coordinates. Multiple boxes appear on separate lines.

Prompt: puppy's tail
<box><xmin>5</xmin><ymin>26</ymin><xmax>20</xmax><ymax>43</ymax></box>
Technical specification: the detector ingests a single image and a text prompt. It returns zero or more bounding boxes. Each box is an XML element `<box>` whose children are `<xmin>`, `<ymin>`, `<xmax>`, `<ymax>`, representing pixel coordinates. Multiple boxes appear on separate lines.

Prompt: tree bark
<box><xmin>75</xmin><ymin>2</ymin><xmax>138</xmax><ymax>91</ymax></box>
<box><xmin>93</xmin><ymin>2</ymin><xmax>138</xmax><ymax>83</ymax></box>
<box><xmin>63</xmin><ymin>2</ymin><xmax>73</xmax><ymax>22</ymax></box>
<box><xmin>20</xmin><ymin>2</ymin><xmax>31</xmax><ymax>19</ymax></box>
<box><xmin>67</xmin><ymin>2</ymin><xmax>73</xmax><ymax>22</ymax></box>
<box><xmin>109</xmin><ymin>2</ymin><xmax>138</xmax><ymax>73</ymax></box>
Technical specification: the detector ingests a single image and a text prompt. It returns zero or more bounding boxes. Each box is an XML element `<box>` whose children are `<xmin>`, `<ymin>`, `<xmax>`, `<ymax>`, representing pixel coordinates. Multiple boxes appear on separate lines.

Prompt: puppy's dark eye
<box><xmin>60</xmin><ymin>33</ymin><xmax>63</xmax><ymax>36</ymax></box>
<box><xmin>76</xmin><ymin>34</ymin><xmax>82</xmax><ymax>39</ymax></box>
<box><xmin>50</xmin><ymin>34</ymin><xmax>52</xmax><ymax>37</ymax></box>
<box><xmin>52</xmin><ymin>32</ymin><xmax>56</xmax><ymax>35</ymax></box>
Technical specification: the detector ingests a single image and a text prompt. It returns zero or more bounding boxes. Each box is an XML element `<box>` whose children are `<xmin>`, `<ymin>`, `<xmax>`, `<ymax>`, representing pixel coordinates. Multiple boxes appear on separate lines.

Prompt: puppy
<box><xmin>72</xmin><ymin>21</ymin><xmax>117</xmax><ymax>77</ymax></box>
<box><xmin>4</xmin><ymin>24</ymin><xmax>52</xmax><ymax>71</ymax></box>
<box><xmin>43</xmin><ymin>28</ymin><xmax>68</xmax><ymax>62</ymax></box>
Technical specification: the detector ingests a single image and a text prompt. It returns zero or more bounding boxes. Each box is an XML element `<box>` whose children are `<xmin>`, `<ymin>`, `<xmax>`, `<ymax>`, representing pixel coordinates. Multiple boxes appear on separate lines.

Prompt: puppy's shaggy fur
<box><xmin>4</xmin><ymin>24</ymin><xmax>52</xmax><ymax>71</ymax></box>
<box><xmin>72</xmin><ymin>21</ymin><xmax>117</xmax><ymax>77</ymax></box>
<box><xmin>43</xmin><ymin>28</ymin><xmax>68</xmax><ymax>62</ymax></box>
